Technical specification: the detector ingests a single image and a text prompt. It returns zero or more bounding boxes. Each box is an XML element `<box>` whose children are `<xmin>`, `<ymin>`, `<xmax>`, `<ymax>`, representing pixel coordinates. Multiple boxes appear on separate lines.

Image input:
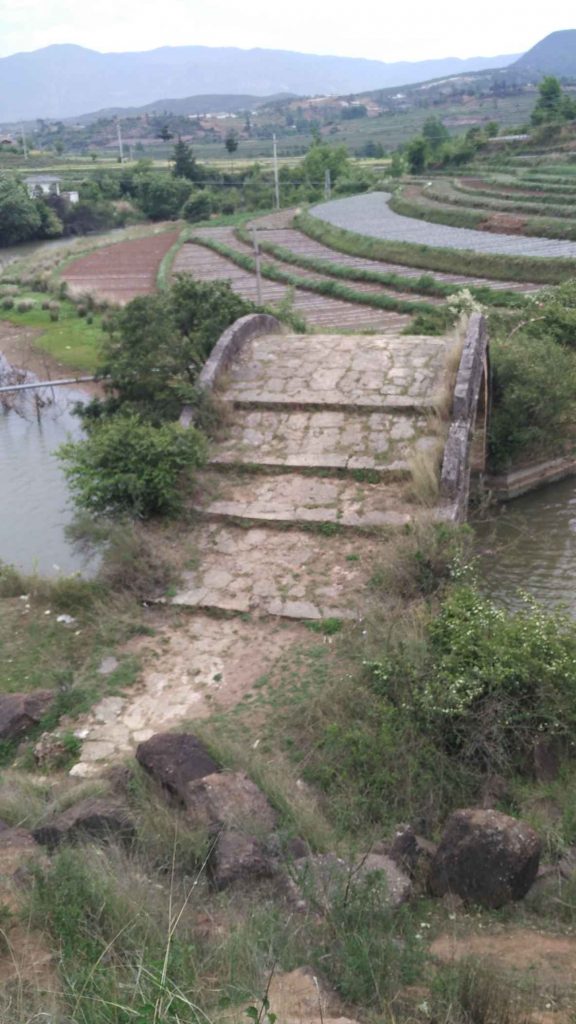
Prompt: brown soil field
<box><xmin>61</xmin><ymin>229</ymin><xmax>179</xmax><ymax>305</ymax></box>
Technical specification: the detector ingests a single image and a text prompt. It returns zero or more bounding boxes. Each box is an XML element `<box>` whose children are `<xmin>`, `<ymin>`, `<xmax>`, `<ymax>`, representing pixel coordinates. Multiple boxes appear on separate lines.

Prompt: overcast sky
<box><xmin>0</xmin><ymin>0</ymin><xmax>574</xmax><ymax>62</ymax></box>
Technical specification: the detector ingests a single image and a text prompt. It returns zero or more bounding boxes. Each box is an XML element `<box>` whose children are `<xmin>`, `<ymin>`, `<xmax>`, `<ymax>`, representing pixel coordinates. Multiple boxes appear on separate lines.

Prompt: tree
<box><xmin>59</xmin><ymin>415</ymin><xmax>206</xmax><ymax>518</ymax></box>
<box><xmin>422</xmin><ymin>116</ymin><xmax>449</xmax><ymax>152</ymax></box>
<box><xmin>0</xmin><ymin>176</ymin><xmax>42</xmax><ymax>245</ymax></box>
<box><xmin>531</xmin><ymin>76</ymin><xmax>564</xmax><ymax>125</ymax></box>
<box><xmin>405</xmin><ymin>136</ymin><xmax>428</xmax><ymax>174</ymax></box>
<box><xmin>171</xmin><ymin>137</ymin><xmax>199</xmax><ymax>181</ymax></box>
<box><xmin>135</xmin><ymin>174</ymin><xmax>191</xmax><ymax>220</ymax></box>
<box><xmin>92</xmin><ymin>278</ymin><xmax>255</xmax><ymax>423</ymax></box>
<box><xmin>224</xmin><ymin>130</ymin><xmax>239</xmax><ymax>156</ymax></box>
<box><xmin>158</xmin><ymin>125</ymin><xmax>173</xmax><ymax>142</ymax></box>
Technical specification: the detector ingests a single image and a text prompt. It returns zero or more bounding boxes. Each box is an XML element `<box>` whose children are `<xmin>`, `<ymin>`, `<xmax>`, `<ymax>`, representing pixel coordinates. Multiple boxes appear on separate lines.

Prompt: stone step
<box><xmin>208</xmin><ymin>407</ymin><xmax>435</xmax><ymax>475</ymax></box>
<box><xmin>220</xmin><ymin>332</ymin><xmax>449</xmax><ymax>411</ymax></box>
<box><xmin>195</xmin><ymin>470</ymin><xmax>415</xmax><ymax>530</ymax></box>
<box><xmin>171</xmin><ymin>523</ymin><xmax>391</xmax><ymax>621</ymax></box>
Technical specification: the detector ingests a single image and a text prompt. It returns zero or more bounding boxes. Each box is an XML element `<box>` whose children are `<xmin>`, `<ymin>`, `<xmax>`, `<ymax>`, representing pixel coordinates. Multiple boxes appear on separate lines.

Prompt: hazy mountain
<box><xmin>512</xmin><ymin>29</ymin><xmax>576</xmax><ymax>78</ymax></box>
<box><xmin>0</xmin><ymin>43</ymin><xmax>519</xmax><ymax>122</ymax></box>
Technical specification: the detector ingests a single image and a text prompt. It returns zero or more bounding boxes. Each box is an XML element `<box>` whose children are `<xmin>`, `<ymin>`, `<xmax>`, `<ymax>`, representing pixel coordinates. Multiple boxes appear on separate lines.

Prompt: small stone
<box><xmin>98</xmin><ymin>656</ymin><xmax>119</xmax><ymax>676</ymax></box>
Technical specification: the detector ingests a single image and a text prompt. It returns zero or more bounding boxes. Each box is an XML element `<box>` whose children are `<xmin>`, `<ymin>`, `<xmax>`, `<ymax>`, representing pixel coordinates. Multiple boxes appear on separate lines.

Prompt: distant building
<box><xmin>24</xmin><ymin>175</ymin><xmax>79</xmax><ymax>203</ymax></box>
<box><xmin>25</xmin><ymin>174</ymin><xmax>61</xmax><ymax>197</ymax></box>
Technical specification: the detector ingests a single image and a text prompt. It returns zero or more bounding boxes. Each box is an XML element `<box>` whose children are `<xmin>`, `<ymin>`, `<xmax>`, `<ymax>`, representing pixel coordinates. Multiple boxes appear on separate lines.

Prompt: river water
<box><xmin>475</xmin><ymin>476</ymin><xmax>576</xmax><ymax>617</ymax></box>
<box><xmin>0</xmin><ymin>388</ymin><xmax>93</xmax><ymax>577</ymax></box>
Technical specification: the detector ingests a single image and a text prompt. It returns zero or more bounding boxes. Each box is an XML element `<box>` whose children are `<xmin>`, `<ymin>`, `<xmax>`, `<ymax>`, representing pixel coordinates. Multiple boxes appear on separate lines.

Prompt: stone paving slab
<box><xmin>222</xmin><ymin>332</ymin><xmax>448</xmax><ymax>410</ymax></box>
<box><xmin>171</xmin><ymin>523</ymin><xmax>391</xmax><ymax>620</ymax></box>
<box><xmin>312</xmin><ymin>192</ymin><xmax>576</xmax><ymax>259</ymax></box>
<box><xmin>70</xmin><ymin>615</ymin><xmax>305</xmax><ymax>777</ymax></box>
<box><xmin>209</xmin><ymin>407</ymin><xmax>434</xmax><ymax>473</ymax></box>
<box><xmin>195</xmin><ymin>471</ymin><xmax>415</xmax><ymax>528</ymax></box>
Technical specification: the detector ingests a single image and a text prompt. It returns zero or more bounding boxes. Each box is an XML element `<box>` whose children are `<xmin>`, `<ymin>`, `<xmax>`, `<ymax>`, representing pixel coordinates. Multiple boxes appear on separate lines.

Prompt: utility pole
<box><xmin>20</xmin><ymin>124</ymin><xmax>28</xmax><ymax>160</ymax></box>
<box><xmin>272</xmin><ymin>133</ymin><xmax>280</xmax><ymax>210</ymax></box>
<box><xmin>116</xmin><ymin>121</ymin><xmax>124</xmax><ymax>163</ymax></box>
<box><xmin>324</xmin><ymin>168</ymin><xmax>331</xmax><ymax>201</ymax></box>
<box><xmin>252</xmin><ymin>227</ymin><xmax>263</xmax><ymax>305</ymax></box>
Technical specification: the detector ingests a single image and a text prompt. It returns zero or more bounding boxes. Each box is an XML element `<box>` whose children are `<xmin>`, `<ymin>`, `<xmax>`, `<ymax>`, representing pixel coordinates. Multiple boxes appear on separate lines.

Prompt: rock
<box><xmin>388</xmin><ymin>824</ymin><xmax>437</xmax><ymax>884</ymax></box>
<box><xmin>135</xmin><ymin>732</ymin><xmax>220</xmax><ymax>803</ymax></box>
<box><xmin>293</xmin><ymin>851</ymin><xmax>411</xmax><ymax>911</ymax></box>
<box><xmin>429</xmin><ymin>808</ymin><xmax>541</xmax><ymax>908</ymax></box>
<box><xmin>33</xmin><ymin>797</ymin><xmax>136</xmax><ymax>850</ymax></box>
<box><xmin>184</xmin><ymin>771</ymin><xmax>277</xmax><ymax>834</ymax></box>
<box><xmin>98</xmin><ymin>656</ymin><xmax>119</xmax><ymax>675</ymax></box>
<box><xmin>33</xmin><ymin>731</ymin><xmax>72</xmax><ymax>770</ymax></box>
<box><xmin>0</xmin><ymin>691</ymin><xmax>54</xmax><ymax>741</ymax></box>
<box><xmin>211</xmin><ymin>830</ymin><xmax>276</xmax><ymax>889</ymax></box>
<box><xmin>240</xmin><ymin>966</ymin><xmax>360</xmax><ymax>1024</ymax></box>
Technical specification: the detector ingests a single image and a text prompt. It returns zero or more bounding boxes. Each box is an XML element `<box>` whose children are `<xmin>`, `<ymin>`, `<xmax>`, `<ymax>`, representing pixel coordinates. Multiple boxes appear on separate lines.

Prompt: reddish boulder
<box><xmin>33</xmin><ymin>797</ymin><xmax>136</xmax><ymax>850</ymax></box>
<box><xmin>184</xmin><ymin>771</ymin><xmax>277</xmax><ymax>834</ymax></box>
<box><xmin>0</xmin><ymin>691</ymin><xmax>54</xmax><ymax>741</ymax></box>
<box><xmin>429</xmin><ymin>808</ymin><xmax>541</xmax><ymax>908</ymax></box>
<box><xmin>135</xmin><ymin>732</ymin><xmax>220</xmax><ymax>802</ymax></box>
<box><xmin>210</xmin><ymin>830</ymin><xmax>276</xmax><ymax>889</ymax></box>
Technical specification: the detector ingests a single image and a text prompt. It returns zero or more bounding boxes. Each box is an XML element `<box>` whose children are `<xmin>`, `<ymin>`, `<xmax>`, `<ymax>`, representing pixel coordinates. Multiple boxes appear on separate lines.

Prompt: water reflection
<box><xmin>0</xmin><ymin>387</ymin><xmax>95</xmax><ymax>576</ymax></box>
<box><xmin>475</xmin><ymin>477</ymin><xmax>576</xmax><ymax>616</ymax></box>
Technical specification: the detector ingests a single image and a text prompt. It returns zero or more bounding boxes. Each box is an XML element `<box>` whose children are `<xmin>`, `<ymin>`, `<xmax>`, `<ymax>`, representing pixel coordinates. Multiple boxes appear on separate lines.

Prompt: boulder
<box><xmin>0</xmin><ymin>691</ymin><xmax>54</xmax><ymax>741</ymax></box>
<box><xmin>429</xmin><ymin>808</ymin><xmax>541</xmax><ymax>908</ymax></box>
<box><xmin>210</xmin><ymin>830</ymin><xmax>276</xmax><ymax>890</ymax></box>
<box><xmin>388</xmin><ymin>824</ymin><xmax>437</xmax><ymax>885</ymax></box>
<box><xmin>135</xmin><ymin>732</ymin><xmax>220</xmax><ymax>802</ymax></box>
<box><xmin>33</xmin><ymin>797</ymin><xmax>136</xmax><ymax>850</ymax></box>
<box><xmin>184</xmin><ymin>771</ymin><xmax>277</xmax><ymax>834</ymax></box>
<box><xmin>293</xmin><ymin>851</ymin><xmax>411</xmax><ymax>911</ymax></box>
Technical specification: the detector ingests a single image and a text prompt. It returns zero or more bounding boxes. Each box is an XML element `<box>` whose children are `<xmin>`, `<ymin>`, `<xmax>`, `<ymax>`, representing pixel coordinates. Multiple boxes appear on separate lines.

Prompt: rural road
<box><xmin>311</xmin><ymin>192</ymin><xmax>576</xmax><ymax>259</ymax></box>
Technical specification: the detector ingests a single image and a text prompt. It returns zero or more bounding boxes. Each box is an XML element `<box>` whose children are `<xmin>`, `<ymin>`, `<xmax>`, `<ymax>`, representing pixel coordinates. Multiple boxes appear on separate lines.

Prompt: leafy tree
<box><xmin>158</xmin><ymin>125</ymin><xmax>173</xmax><ymax>142</ymax></box>
<box><xmin>92</xmin><ymin>277</ymin><xmax>255</xmax><ymax>423</ymax></box>
<box><xmin>171</xmin><ymin>137</ymin><xmax>199</xmax><ymax>181</ymax></box>
<box><xmin>181</xmin><ymin>191</ymin><xmax>212</xmax><ymax>223</ymax></box>
<box><xmin>301</xmin><ymin>142</ymin><xmax>350</xmax><ymax>184</ymax></box>
<box><xmin>224</xmin><ymin>129</ymin><xmax>239</xmax><ymax>156</ymax></box>
<box><xmin>135</xmin><ymin>174</ymin><xmax>191</xmax><ymax>220</ymax></box>
<box><xmin>531</xmin><ymin>76</ymin><xmax>565</xmax><ymax>125</ymax></box>
<box><xmin>0</xmin><ymin>175</ymin><xmax>42</xmax><ymax>245</ymax></box>
<box><xmin>421</xmin><ymin>116</ymin><xmax>449</xmax><ymax>151</ymax></box>
<box><xmin>405</xmin><ymin>136</ymin><xmax>428</xmax><ymax>174</ymax></box>
<box><xmin>59</xmin><ymin>415</ymin><xmax>206</xmax><ymax>518</ymax></box>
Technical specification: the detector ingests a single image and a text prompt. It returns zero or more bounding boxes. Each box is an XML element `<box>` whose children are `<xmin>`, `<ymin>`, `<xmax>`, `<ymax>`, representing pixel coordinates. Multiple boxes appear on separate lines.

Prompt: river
<box><xmin>0</xmin><ymin>387</ymin><xmax>94</xmax><ymax>577</ymax></box>
<box><xmin>475</xmin><ymin>476</ymin><xmax>576</xmax><ymax>617</ymax></box>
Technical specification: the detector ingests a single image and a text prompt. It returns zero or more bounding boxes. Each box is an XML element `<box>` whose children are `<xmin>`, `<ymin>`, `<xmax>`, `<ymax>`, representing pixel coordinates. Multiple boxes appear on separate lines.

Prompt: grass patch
<box><xmin>0</xmin><ymin>294</ymin><xmax>104</xmax><ymax>372</ymax></box>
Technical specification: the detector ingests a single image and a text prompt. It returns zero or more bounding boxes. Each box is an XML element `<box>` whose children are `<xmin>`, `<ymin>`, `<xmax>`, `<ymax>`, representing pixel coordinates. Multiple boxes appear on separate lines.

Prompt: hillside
<box><xmin>0</xmin><ymin>43</ymin><xmax>518</xmax><ymax>122</ymax></box>
<box><xmin>513</xmin><ymin>29</ymin><xmax>576</xmax><ymax>78</ymax></box>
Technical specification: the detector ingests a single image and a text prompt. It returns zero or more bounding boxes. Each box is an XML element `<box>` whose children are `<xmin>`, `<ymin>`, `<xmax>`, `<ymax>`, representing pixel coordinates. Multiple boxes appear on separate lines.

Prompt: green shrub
<box><xmin>181</xmin><ymin>190</ymin><xmax>212</xmax><ymax>223</ymax></box>
<box><xmin>489</xmin><ymin>330</ymin><xmax>576</xmax><ymax>468</ymax></box>
<box><xmin>59</xmin><ymin>414</ymin><xmax>207</xmax><ymax>518</ymax></box>
<box><xmin>16</xmin><ymin>299</ymin><xmax>34</xmax><ymax>312</ymax></box>
<box><xmin>1</xmin><ymin>296</ymin><xmax>14</xmax><ymax>310</ymax></box>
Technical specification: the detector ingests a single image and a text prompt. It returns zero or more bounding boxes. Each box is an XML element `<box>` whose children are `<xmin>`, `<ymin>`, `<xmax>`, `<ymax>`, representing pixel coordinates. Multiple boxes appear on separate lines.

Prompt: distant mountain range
<box><xmin>0</xmin><ymin>43</ymin><xmax>520</xmax><ymax>122</ymax></box>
